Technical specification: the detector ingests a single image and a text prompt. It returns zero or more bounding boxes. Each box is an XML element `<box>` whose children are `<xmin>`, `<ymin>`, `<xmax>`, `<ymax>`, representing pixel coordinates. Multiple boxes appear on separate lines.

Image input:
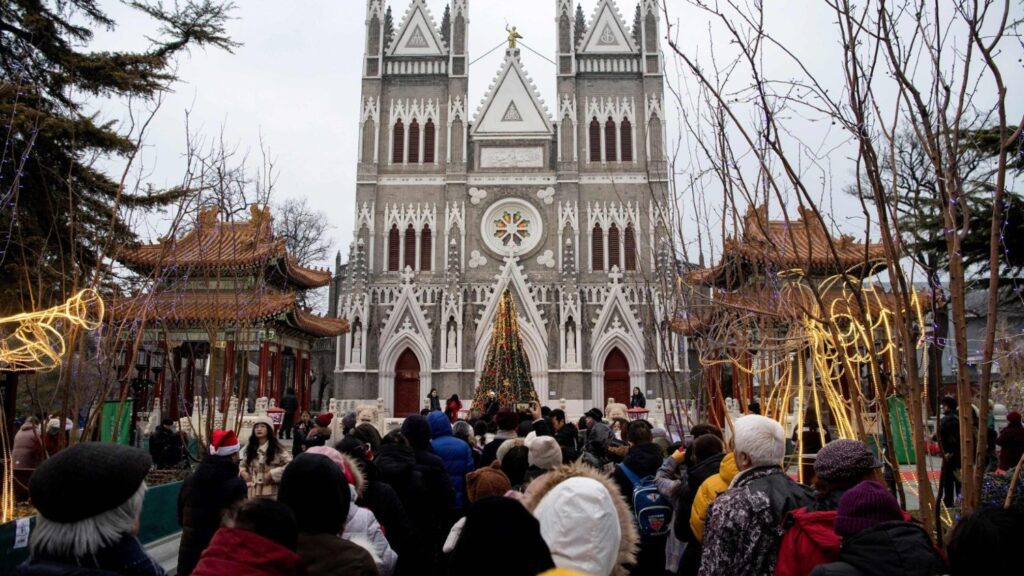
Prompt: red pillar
<box><xmin>153</xmin><ymin>341</ymin><xmax>167</xmax><ymax>403</ymax></box>
<box><xmin>220</xmin><ymin>340</ymin><xmax>235</xmax><ymax>413</ymax></box>
<box><xmin>183</xmin><ymin>353</ymin><xmax>195</xmax><ymax>416</ymax></box>
<box><xmin>169</xmin><ymin>349</ymin><xmax>181</xmax><ymax>419</ymax></box>
<box><xmin>257</xmin><ymin>341</ymin><xmax>270</xmax><ymax>397</ymax></box>
<box><xmin>302</xmin><ymin>351</ymin><xmax>312</xmax><ymax>411</ymax></box>
<box><xmin>291</xmin><ymin>349</ymin><xmax>302</xmax><ymax>408</ymax></box>
<box><xmin>706</xmin><ymin>362</ymin><xmax>726</xmax><ymax>429</ymax></box>
<box><xmin>271</xmin><ymin>344</ymin><xmax>283</xmax><ymax>402</ymax></box>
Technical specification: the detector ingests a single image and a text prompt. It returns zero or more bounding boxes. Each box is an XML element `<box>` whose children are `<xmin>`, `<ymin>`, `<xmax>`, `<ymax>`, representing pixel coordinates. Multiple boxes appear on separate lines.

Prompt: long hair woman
<box><xmin>240</xmin><ymin>415</ymin><xmax>292</xmax><ymax>499</ymax></box>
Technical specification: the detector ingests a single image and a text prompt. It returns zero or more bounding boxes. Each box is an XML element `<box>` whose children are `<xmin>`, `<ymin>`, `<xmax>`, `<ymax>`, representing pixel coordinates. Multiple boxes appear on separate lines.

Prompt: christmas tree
<box><xmin>473</xmin><ymin>289</ymin><xmax>537</xmax><ymax>410</ymax></box>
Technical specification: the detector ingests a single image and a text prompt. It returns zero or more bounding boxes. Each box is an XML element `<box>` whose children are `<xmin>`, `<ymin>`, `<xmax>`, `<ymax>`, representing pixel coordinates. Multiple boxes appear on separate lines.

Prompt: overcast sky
<box><xmin>88</xmin><ymin>1</ymin><xmax>1024</xmax><ymax>271</ymax></box>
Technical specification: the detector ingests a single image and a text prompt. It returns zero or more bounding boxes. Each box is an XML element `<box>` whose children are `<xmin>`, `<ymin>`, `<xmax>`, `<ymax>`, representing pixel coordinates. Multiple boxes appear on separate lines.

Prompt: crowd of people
<box><xmin>13</xmin><ymin>397</ymin><xmax>1024</xmax><ymax>576</ymax></box>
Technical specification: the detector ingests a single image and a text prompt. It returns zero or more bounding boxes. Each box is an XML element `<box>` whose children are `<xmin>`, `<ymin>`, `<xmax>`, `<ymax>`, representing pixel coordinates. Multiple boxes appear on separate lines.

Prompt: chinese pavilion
<box><xmin>110</xmin><ymin>205</ymin><xmax>349</xmax><ymax>419</ymax></box>
<box><xmin>676</xmin><ymin>205</ymin><xmax>927</xmax><ymax>436</ymax></box>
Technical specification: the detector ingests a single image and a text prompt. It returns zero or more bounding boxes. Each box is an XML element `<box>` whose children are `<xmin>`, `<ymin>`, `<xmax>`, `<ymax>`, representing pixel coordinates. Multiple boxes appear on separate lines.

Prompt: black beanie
<box><xmin>30</xmin><ymin>442</ymin><xmax>151</xmax><ymax>523</ymax></box>
<box><xmin>449</xmin><ymin>497</ymin><xmax>555</xmax><ymax>576</ymax></box>
<box><xmin>401</xmin><ymin>415</ymin><xmax>432</xmax><ymax>451</ymax></box>
<box><xmin>278</xmin><ymin>453</ymin><xmax>351</xmax><ymax>534</ymax></box>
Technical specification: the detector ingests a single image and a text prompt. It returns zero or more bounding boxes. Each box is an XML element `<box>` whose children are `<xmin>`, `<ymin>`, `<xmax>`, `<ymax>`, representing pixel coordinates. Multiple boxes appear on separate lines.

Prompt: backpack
<box><xmin>774</xmin><ymin>508</ymin><xmax>841</xmax><ymax>576</ymax></box>
<box><xmin>619</xmin><ymin>463</ymin><xmax>673</xmax><ymax>538</ymax></box>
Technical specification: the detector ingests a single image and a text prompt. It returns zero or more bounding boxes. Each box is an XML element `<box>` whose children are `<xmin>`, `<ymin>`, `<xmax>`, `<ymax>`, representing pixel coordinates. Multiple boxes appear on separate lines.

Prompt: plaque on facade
<box><xmin>480</xmin><ymin>147</ymin><xmax>544</xmax><ymax>168</ymax></box>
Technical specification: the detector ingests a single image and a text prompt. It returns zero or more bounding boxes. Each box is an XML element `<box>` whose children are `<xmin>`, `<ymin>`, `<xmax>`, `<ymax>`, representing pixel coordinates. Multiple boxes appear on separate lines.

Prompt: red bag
<box><xmin>774</xmin><ymin>508</ymin><xmax>841</xmax><ymax>576</ymax></box>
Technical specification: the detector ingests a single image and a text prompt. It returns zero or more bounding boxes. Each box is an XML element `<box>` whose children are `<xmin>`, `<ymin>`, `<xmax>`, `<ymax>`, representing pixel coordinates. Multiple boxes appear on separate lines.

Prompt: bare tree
<box><xmin>273</xmin><ymin>197</ymin><xmax>335</xmax><ymax>311</ymax></box>
<box><xmin>659</xmin><ymin>0</ymin><xmax>1021</xmax><ymax>530</ymax></box>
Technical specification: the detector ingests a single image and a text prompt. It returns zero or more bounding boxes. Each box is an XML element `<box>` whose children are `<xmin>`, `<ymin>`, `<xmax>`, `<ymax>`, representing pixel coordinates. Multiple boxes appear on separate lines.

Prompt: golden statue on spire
<box><xmin>506</xmin><ymin>25</ymin><xmax>523</xmax><ymax>50</ymax></box>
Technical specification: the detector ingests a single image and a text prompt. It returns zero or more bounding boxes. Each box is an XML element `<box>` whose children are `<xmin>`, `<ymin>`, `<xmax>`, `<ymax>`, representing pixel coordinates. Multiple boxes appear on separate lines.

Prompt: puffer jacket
<box><xmin>524</xmin><ymin>463</ymin><xmax>639</xmax><ymax>576</ymax></box>
<box><xmin>239</xmin><ymin>442</ymin><xmax>292</xmax><ymax>499</ymax></box>
<box><xmin>12</xmin><ymin>422</ymin><xmax>43</xmax><ymax>469</ymax></box>
<box><xmin>373</xmin><ymin>443</ymin><xmax>431</xmax><ymax>573</ymax></box>
<box><xmin>676</xmin><ymin>452</ymin><xmax>727</xmax><ymax>576</ymax></box>
<box><xmin>330</xmin><ymin>451</ymin><xmax>398</xmax><ymax>576</ymax></box>
<box><xmin>690</xmin><ymin>452</ymin><xmax>739</xmax><ymax>542</ymax></box>
<box><xmin>426</xmin><ymin>411</ymin><xmax>475</xmax><ymax>510</ymax></box>
<box><xmin>192</xmin><ymin>527</ymin><xmax>302</xmax><ymax>576</ymax></box>
<box><xmin>996</xmin><ymin>420</ymin><xmax>1024</xmax><ymax>471</ymax></box>
<box><xmin>698</xmin><ymin>466</ymin><xmax>814</xmax><ymax>576</ymax></box>
<box><xmin>177</xmin><ymin>455</ymin><xmax>248</xmax><ymax>576</ymax></box>
<box><xmin>809</xmin><ymin>522</ymin><xmax>947</xmax><ymax>576</ymax></box>
<box><xmin>343</xmin><ymin>503</ymin><xmax>398</xmax><ymax>576</ymax></box>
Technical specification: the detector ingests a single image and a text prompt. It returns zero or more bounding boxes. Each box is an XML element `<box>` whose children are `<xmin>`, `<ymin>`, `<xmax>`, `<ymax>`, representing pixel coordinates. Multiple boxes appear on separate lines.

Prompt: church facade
<box><xmin>333</xmin><ymin>0</ymin><xmax>682</xmax><ymax>416</ymax></box>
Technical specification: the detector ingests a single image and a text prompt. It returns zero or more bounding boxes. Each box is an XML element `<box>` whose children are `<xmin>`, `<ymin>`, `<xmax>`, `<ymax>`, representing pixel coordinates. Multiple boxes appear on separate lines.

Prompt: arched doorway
<box><xmin>394</xmin><ymin>349</ymin><xmax>420</xmax><ymax>416</ymax></box>
<box><xmin>604</xmin><ymin>348</ymin><xmax>630</xmax><ymax>406</ymax></box>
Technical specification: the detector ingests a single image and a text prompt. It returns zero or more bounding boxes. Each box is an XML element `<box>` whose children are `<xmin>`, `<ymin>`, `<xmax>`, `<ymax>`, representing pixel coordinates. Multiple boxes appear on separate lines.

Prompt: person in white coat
<box><xmin>305</xmin><ymin>446</ymin><xmax>397</xmax><ymax>576</ymax></box>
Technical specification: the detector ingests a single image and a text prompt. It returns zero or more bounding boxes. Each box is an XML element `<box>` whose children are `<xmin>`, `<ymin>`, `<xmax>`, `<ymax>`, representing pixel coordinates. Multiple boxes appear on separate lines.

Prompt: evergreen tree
<box><xmin>440</xmin><ymin>4</ymin><xmax>451</xmax><ymax>48</ymax></box>
<box><xmin>574</xmin><ymin>3</ymin><xmax>587</xmax><ymax>47</ymax></box>
<box><xmin>473</xmin><ymin>289</ymin><xmax>537</xmax><ymax>410</ymax></box>
<box><xmin>0</xmin><ymin>0</ymin><xmax>236</xmax><ymax>312</ymax></box>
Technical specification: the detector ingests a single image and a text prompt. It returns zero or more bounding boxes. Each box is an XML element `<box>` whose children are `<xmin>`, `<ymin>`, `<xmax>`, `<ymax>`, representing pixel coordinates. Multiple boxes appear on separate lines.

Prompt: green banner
<box><xmin>100</xmin><ymin>399</ymin><xmax>133</xmax><ymax>445</ymax></box>
<box><xmin>888</xmin><ymin>395</ymin><xmax>917</xmax><ymax>465</ymax></box>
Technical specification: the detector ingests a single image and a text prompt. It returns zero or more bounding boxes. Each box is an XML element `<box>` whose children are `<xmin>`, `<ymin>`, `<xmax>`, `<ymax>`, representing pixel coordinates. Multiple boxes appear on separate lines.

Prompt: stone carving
<box><xmin>479</xmin><ymin>147</ymin><xmax>544</xmax><ymax>168</ymax></box>
<box><xmin>446</xmin><ymin>323</ymin><xmax>458</xmax><ymax>364</ymax></box>
<box><xmin>537</xmin><ymin>249</ymin><xmax>555</xmax><ymax>268</ymax></box>
<box><xmin>537</xmin><ymin>186</ymin><xmax>555</xmax><ymax>205</ymax></box>
<box><xmin>468</xmin><ymin>187</ymin><xmax>488</xmax><ymax>205</ymax></box>
<box><xmin>469</xmin><ymin>250</ymin><xmax>487</xmax><ymax>268</ymax></box>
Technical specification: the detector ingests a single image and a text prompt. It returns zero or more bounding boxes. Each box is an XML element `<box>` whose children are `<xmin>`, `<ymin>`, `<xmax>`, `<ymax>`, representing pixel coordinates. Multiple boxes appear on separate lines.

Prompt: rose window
<box><xmin>494</xmin><ymin>211</ymin><xmax>531</xmax><ymax>247</ymax></box>
<box><xmin>480</xmin><ymin>199</ymin><xmax>543</xmax><ymax>257</ymax></box>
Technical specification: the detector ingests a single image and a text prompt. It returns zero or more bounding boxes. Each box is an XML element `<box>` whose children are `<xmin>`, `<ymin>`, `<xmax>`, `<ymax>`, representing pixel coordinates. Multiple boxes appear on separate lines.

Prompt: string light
<box><xmin>0</xmin><ymin>289</ymin><xmax>105</xmax><ymax>372</ymax></box>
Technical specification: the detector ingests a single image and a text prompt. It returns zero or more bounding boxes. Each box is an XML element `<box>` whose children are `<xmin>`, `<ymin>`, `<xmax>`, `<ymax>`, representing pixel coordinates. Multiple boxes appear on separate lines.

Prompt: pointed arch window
<box><xmin>624</xmin><ymin>224</ymin><xmax>637</xmax><ymax>271</ymax></box>
<box><xmin>392</xmin><ymin>120</ymin><xmax>405</xmax><ymax>164</ymax></box>
<box><xmin>608</xmin><ymin>223</ymin><xmax>621</xmax><ymax>270</ymax></box>
<box><xmin>605</xmin><ymin>117</ymin><xmax>617</xmax><ymax>162</ymax></box>
<box><xmin>592</xmin><ymin>224</ymin><xmax>604</xmax><ymax>271</ymax></box>
<box><xmin>423</xmin><ymin>119</ymin><xmax>436</xmax><ymax>164</ymax></box>
<box><xmin>420</xmin><ymin>224</ymin><xmax>432</xmax><ymax>271</ymax></box>
<box><xmin>388</xmin><ymin>224</ymin><xmax>400</xmax><ymax>271</ymax></box>
<box><xmin>589</xmin><ymin>117</ymin><xmax>601</xmax><ymax>162</ymax></box>
<box><xmin>620</xmin><ymin>117</ymin><xmax>633</xmax><ymax>162</ymax></box>
<box><xmin>404</xmin><ymin>224</ymin><xmax>417</xmax><ymax>270</ymax></box>
<box><xmin>408</xmin><ymin>119</ymin><xmax>420</xmax><ymax>164</ymax></box>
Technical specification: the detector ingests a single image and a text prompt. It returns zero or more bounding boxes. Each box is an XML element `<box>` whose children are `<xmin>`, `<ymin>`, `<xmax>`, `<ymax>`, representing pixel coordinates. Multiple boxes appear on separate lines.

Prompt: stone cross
<box><xmin>401</xmin><ymin>266</ymin><xmax>416</xmax><ymax>284</ymax></box>
<box><xmin>608</xmin><ymin>265</ymin><xmax>623</xmax><ymax>284</ymax></box>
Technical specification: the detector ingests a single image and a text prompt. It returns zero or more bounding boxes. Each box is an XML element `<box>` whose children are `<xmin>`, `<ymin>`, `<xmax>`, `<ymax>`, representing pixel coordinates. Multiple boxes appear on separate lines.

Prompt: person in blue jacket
<box><xmin>427</xmin><ymin>410</ymin><xmax>476</xmax><ymax>512</ymax></box>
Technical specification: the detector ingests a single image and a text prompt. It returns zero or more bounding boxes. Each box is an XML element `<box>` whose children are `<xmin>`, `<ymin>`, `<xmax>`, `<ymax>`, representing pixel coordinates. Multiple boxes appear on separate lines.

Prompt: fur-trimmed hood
<box><xmin>523</xmin><ymin>463</ymin><xmax>638</xmax><ymax>576</ymax></box>
<box><xmin>303</xmin><ymin>446</ymin><xmax>366</xmax><ymax>497</ymax></box>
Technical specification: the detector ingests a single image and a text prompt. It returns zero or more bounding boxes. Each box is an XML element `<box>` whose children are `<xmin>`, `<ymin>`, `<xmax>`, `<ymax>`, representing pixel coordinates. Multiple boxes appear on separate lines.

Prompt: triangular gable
<box><xmin>472</xmin><ymin>52</ymin><xmax>553</xmax><ymax>137</ymax></box>
<box><xmin>578</xmin><ymin>0</ymin><xmax>637</xmax><ymax>54</ymax></box>
<box><xmin>475</xmin><ymin>257</ymin><xmax>547</xmax><ymax>345</ymax></box>
<box><xmin>592</xmin><ymin>281</ymin><xmax>644</xmax><ymax>343</ymax></box>
<box><xmin>379</xmin><ymin>282</ymin><xmax>432</xmax><ymax>347</ymax></box>
<box><xmin>389</xmin><ymin>0</ymin><xmax>446</xmax><ymax>57</ymax></box>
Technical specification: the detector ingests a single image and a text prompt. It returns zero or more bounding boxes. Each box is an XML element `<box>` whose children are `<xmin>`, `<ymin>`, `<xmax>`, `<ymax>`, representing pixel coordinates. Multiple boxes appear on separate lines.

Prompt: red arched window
<box><xmin>388</xmin><ymin>224</ymin><xmax>400</xmax><ymax>271</ymax></box>
<box><xmin>420</xmin><ymin>225</ymin><xmax>432</xmax><ymax>271</ymax></box>
<box><xmin>608</xmin><ymin>223</ymin><xmax>621</xmax><ymax>270</ymax></box>
<box><xmin>620</xmin><ymin>118</ymin><xmax>633</xmax><ymax>162</ymax></box>
<box><xmin>404</xmin><ymin>224</ymin><xmax>417</xmax><ymax>270</ymax></box>
<box><xmin>589</xmin><ymin>117</ymin><xmax>601</xmax><ymax>162</ymax></box>
<box><xmin>408</xmin><ymin>119</ymin><xmax>420</xmax><ymax>164</ymax></box>
<box><xmin>592</xmin><ymin>224</ymin><xmax>604</xmax><ymax>271</ymax></box>
<box><xmin>605</xmin><ymin>117</ymin><xmax>617</xmax><ymax>162</ymax></box>
<box><xmin>392</xmin><ymin>120</ymin><xmax>405</xmax><ymax>164</ymax></box>
<box><xmin>624</xmin><ymin>224</ymin><xmax>637</xmax><ymax>271</ymax></box>
<box><xmin>423</xmin><ymin>119</ymin><xmax>435</xmax><ymax>163</ymax></box>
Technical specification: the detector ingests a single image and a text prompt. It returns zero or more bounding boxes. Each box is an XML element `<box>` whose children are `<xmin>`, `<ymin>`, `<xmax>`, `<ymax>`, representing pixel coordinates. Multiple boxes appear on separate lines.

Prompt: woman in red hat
<box><xmin>300</xmin><ymin>413</ymin><xmax>334</xmax><ymax>452</ymax></box>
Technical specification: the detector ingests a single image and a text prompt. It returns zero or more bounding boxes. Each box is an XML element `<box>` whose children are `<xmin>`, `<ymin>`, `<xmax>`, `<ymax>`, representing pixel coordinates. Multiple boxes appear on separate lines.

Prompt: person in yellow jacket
<box><xmin>689</xmin><ymin>451</ymin><xmax>739</xmax><ymax>542</ymax></box>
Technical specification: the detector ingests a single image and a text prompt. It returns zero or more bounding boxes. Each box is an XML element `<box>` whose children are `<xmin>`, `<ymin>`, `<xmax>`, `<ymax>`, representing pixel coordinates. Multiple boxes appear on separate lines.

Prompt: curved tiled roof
<box><xmin>120</xmin><ymin>205</ymin><xmax>332</xmax><ymax>289</ymax></box>
<box><xmin>107</xmin><ymin>288</ymin><xmax>348</xmax><ymax>338</ymax></box>
<box><xmin>688</xmin><ymin>205</ymin><xmax>888</xmax><ymax>287</ymax></box>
